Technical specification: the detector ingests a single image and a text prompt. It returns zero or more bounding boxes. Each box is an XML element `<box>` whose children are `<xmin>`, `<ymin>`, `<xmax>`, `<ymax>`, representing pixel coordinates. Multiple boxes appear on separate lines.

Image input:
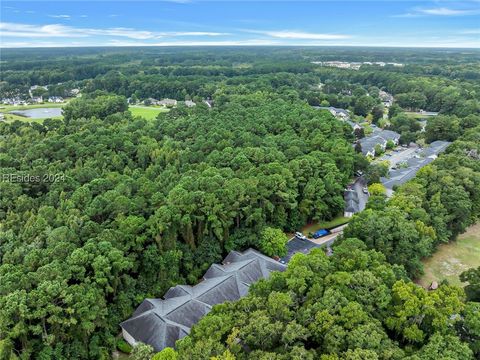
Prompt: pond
<box><xmin>9</xmin><ymin>108</ymin><xmax>63</xmax><ymax>119</ymax></box>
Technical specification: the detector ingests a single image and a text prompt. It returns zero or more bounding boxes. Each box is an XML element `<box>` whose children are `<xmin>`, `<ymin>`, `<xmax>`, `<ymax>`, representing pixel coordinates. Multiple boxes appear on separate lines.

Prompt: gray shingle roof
<box><xmin>344</xmin><ymin>189</ymin><xmax>360</xmax><ymax>213</ymax></box>
<box><xmin>381</xmin><ymin>141</ymin><xmax>450</xmax><ymax>190</ymax></box>
<box><xmin>359</xmin><ymin>135</ymin><xmax>385</xmax><ymax>154</ymax></box>
<box><xmin>377</xmin><ymin>129</ymin><xmax>400</xmax><ymax>141</ymax></box>
<box><xmin>421</xmin><ymin>140</ymin><xmax>451</xmax><ymax>158</ymax></box>
<box><xmin>381</xmin><ymin>157</ymin><xmax>434</xmax><ymax>189</ymax></box>
<box><xmin>120</xmin><ymin>248</ymin><xmax>286</xmax><ymax>351</ymax></box>
<box><xmin>280</xmin><ymin>237</ymin><xmax>321</xmax><ymax>263</ymax></box>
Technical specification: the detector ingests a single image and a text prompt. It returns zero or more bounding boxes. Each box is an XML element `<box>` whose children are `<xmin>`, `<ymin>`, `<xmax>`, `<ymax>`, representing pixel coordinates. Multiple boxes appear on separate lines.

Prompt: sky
<box><xmin>1</xmin><ymin>1</ymin><xmax>479</xmax><ymax>48</ymax></box>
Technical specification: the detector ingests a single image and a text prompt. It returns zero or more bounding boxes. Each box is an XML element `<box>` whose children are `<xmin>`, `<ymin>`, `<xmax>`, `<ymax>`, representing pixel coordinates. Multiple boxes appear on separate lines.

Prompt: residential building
<box><xmin>30</xmin><ymin>96</ymin><xmax>43</xmax><ymax>104</ymax></box>
<box><xmin>381</xmin><ymin>157</ymin><xmax>434</xmax><ymax>189</ymax></box>
<box><xmin>280</xmin><ymin>238</ymin><xmax>321</xmax><ymax>264</ymax></box>
<box><xmin>144</xmin><ymin>98</ymin><xmax>160</xmax><ymax>106</ymax></box>
<box><xmin>358</xmin><ymin>135</ymin><xmax>386</xmax><ymax>157</ymax></box>
<box><xmin>120</xmin><ymin>248</ymin><xmax>286</xmax><ymax>352</ymax></box>
<box><xmin>158</xmin><ymin>98</ymin><xmax>177</xmax><ymax>107</ymax></box>
<box><xmin>381</xmin><ymin>140</ymin><xmax>451</xmax><ymax>190</ymax></box>
<box><xmin>314</xmin><ymin>106</ymin><xmax>350</xmax><ymax>120</ymax></box>
<box><xmin>48</xmin><ymin>96</ymin><xmax>64</xmax><ymax>103</ymax></box>
<box><xmin>377</xmin><ymin>129</ymin><xmax>400</xmax><ymax>145</ymax></box>
<box><xmin>2</xmin><ymin>98</ymin><xmax>27</xmax><ymax>106</ymax></box>
<box><xmin>344</xmin><ymin>189</ymin><xmax>360</xmax><ymax>217</ymax></box>
<box><xmin>358</xmin><ymin>129</ymin><xmax>400</xmax><ymax>157</ymax></box>
<box><xmin>420</xmin><ymin>140</ymin><xmax>451</xmax><ymax>159</ymax></box>
<box><xmin>379</xmin><ymin>90</ymin><xmax>393</xmax><ymax>108</ymax></box>
<box><xmin>345</xmin><ymin>119</ymin><xmax>362</xmax><ymax>131</ymax></box>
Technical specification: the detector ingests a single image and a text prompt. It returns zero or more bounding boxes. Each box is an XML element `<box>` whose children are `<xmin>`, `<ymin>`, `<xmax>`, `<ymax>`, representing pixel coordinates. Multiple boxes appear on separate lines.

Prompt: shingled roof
<box><xmin>344</xmin><ymin>189</ymin><xmax>360</xmax><ymax>213</ymax></box>
<box><xmin>120</xmin><ymin>248</ymin><xmax>286</xmax><ymax>351</ymax></box>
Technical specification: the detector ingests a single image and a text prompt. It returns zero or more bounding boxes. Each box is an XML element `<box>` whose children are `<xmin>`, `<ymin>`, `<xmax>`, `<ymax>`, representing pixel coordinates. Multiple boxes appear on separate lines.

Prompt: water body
<box><xmin>10</xmin><ymin>108</ymin><xmax>63</xmax><ymax>119</ymax></box>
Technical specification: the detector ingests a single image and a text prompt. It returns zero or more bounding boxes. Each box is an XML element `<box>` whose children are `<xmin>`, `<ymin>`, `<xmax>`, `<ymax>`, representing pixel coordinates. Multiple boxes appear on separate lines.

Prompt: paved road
<box><xmin>352</xmin><ymin>176</ymin><xmax>369</xmax><ymax>212</ymax></box>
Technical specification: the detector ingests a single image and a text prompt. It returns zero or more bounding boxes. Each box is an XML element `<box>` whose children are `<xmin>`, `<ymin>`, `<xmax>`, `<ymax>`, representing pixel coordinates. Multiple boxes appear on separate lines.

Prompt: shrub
<box><xmin>117</xmin><ymin>339</ymin><xmax>133</xmax><ymax>354</ymax></box>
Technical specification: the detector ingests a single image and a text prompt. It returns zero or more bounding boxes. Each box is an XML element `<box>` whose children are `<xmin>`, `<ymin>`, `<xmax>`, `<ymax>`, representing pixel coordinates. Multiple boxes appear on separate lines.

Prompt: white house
<box><xmin>158</xmin><ymin>98</ymin><xmax>177</xmax><ymax>107</ymax></box>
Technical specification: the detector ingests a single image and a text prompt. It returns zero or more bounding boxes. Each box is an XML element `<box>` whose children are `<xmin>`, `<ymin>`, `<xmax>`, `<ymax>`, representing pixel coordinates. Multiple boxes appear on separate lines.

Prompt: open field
<box><xmin>418</xmin><ymin>223</ymin><xmax>480</xmax><ymax>288</ymax></box>
<box><xmin>0</xmin><ymin>103</ymin><xmax>66</xmax><ymax>112</ymax></box>
<box><xmin>302</xmin><ymin>215</ymin><xmax>351</xmax><ymax>234</ymax></box>
<box><xmin>129</xmin><ymin>105</ymin><xmax>169</xmax><ymax>120</ymax></box>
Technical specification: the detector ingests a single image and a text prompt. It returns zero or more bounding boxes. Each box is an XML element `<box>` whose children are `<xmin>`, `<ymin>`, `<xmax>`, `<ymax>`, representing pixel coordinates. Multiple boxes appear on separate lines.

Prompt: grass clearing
<box><xmin>129</xmin><ymin>106</ymin><xmax>169</xmax><ymax>120</ymax></box>
<box><xmin>302</xmin><ymin>215</ymin><xmax>351</xmax><ymax>234</ymax></box>
<box><xmin>0</xmin><ymin>103</ymin><xmax>66</xmax><ymax>112</ymax></box>
<box><xmin>418</xmin><ymin>223</ymin><xmax>480</xmax><ymax>288</ymax></box>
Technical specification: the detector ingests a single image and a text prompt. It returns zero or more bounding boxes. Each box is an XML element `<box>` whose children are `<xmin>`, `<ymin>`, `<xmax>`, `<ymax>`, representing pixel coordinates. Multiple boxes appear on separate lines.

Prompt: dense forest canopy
<box><xmin>0</xmin><ymin>90</ymin><xmax>354</xmax><ymax>358</ymax></box>
<box><xmin>0</xmin><ymin>47</ymin><xmax>479</xmax><ymax>360</ymax></box>
<box><xmin>173</xmin><ymin>240</ymin><xmax>478</xmax><ymax>359</ymax></box>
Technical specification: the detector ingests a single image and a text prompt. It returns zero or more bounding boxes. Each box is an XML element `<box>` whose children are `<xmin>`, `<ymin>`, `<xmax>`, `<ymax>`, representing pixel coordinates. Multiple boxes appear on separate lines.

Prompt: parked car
<box><xmin>355</xmin><ymin>170</ymin><xmax>364</xmax><ymax>177</ymax></box>
<box><xmin>362</xmin><ymin>186</ymin><xmax>369</xmax><ymax>194</ymax></box>
<box><xmin>295</xmin><ymin>232</ymin><xmax>307</xmax><ymax>240</ymax></box>
<box><xmin>312</xmin><ymin>229</ymin><xmax>329</xmax><ymax>239</ymax></box>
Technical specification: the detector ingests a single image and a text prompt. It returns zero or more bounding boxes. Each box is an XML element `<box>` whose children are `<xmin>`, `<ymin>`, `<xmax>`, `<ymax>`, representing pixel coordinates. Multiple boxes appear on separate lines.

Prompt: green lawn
<box><xmin>0</xmin><ymin>103</ymin><xmax>170</xmax><ymax>123</ymax></box>
<box><xmin>129</xmin><ymin>106</ymin><xmax>169</xmax><ymax>120</ymax></box>
<box><xmin>0</xmin><ymin>103</ymin><xmax>66</xmax><ymax>112</ymax></box>
<box><xmin>418</xmin><ymin>223</ymin><xmax>480</xmax><ymax>287</ymax></box>
<box><xmin>302</xmin><ymin>215</ymin><xmax>351</xmax><ymax>234</ymax></box>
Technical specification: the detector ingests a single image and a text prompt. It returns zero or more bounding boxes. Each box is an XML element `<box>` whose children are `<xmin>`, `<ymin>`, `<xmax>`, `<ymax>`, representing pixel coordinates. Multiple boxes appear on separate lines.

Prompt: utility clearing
<box><xmin>419</xmin><ymin>223</ymin><xmax>480</xmax><ymax>287</ymax></box>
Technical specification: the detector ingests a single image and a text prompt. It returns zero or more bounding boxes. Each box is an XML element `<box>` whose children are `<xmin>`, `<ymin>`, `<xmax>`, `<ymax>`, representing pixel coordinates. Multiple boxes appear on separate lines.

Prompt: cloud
<box><xmin>246</xmin><ymin>30</ymin><xmax>350</xmax><ymax>40</ymax></box>
<box><xmin>0</xmin><ymin>23</ymin><xmax>86</xmax><ymax>38</ymax></box>
<box><xmin>49</xmin><ymin>14</ymin><xmax>71</xmax><ymax>19</ymax></box>
<box><xmin>106</xmin><ymin>39</ymin><xmax>277</xmax><ymax>46</ymax></box>
<box><xmin>0</xmin><ymin>22</ymin><xmax>229</xmax><ymax>40</ymax></box>
<box><xmin>419</xmin><ymin>7</ymin><xmax>478</xmax><ymax>16</ymax></box>
<box><xmin>0</xmin><ymin>38</ymin><xmax>278</xmax><ymax>48</ymax></box>
<box><xmin>167</xmin><ymin>31</ymin><xmax>230</xmax><ymax>36</ymax></box>
<box><xmin>162</xmin><ymin>0</ymin><xmax>193</xmax><ymax>3</ymax></box>
<box><xmin>461</xmin><ymin>29</ymin><xmax>480</xmax><ymax>34</ymax></box>
<box><xmin>394</xmin><ymin>6</ymin><xmax>480</xmax><ymax>17</ymax></box>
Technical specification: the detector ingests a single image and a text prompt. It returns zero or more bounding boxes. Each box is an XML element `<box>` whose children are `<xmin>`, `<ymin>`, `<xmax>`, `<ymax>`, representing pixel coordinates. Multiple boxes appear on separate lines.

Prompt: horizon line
<box><xmin>2</xmin><ymin>44</ymin><xmax>480</xmax><ymax>49</ymax></box>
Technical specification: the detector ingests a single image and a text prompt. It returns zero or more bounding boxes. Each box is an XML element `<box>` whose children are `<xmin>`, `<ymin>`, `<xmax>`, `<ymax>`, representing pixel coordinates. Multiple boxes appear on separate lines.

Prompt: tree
<box><xmin>130</xmin><ymin>343</ymin><xmax>155</xmax><ymax>360</ymax></box>
<box><xmin>368</xmin><ymin>183</ymin><xmax>386</xmax><ymax>196</ymax></box>
<box><xmin>62</xmin><ymin>93</ymin><xmax>128</xmax><ymax>122</ymax></box>
<box><xmin>460</xmin><ymin>302</ymin><xmax>480</xmax><ymax>357</ymax></box>
<box><xmin>425</xmin><ymin>115</ymin><xmax>461</xmax><ymax>143</ymax></box>
<box><xmin>408</xmin><ymin>333</ymin><xmax>473</xmax><ymax>360</ymax></box>
<box><xmin>354</xmin><ymin>127</ymin><xmax>365</xmax><ymax>139</ymax></box>
<box><xmin>461</xmin><ymin>267</ymin><xmax>480</xmax><ymax>301</ymax></box>
<box><xmin>354</xmin><ymin>95</ymin><xmax>375</xmax><ymax>117</ymax></box>
<box><xmin>395</xmin><ymin>92</ymin><xmax>427</xmax><ymax>110</ymax></box>
<box><xmin>371</xmin><ymin>105</ymin><xmax>384</xmax><ymax>123</ymax></box>
<box><xmin>388</xmin><ymin>104</ymin><xmax>402</xmax><ymax>119</ymax></box>
<box><xmin>365</xmin><ymin>162</ymin><xmax>389</xmax><ymax>184</ymax></box>
<box><xmin>259</xmin><ymin>227</ymin><xmax>288</xmax><ymax>257</ymax></box>
<box><xmin>152</xmin><ymin>347</ymin><xmax>178</xmax><ymax>360</ymax></box>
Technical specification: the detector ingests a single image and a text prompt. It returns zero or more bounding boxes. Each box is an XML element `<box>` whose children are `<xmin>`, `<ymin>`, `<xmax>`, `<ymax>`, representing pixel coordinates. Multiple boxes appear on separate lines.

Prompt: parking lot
<box><xmin>379</xmin><ymin>144</ymin><xmax>419</xmax><ymax>169</ymax></box>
